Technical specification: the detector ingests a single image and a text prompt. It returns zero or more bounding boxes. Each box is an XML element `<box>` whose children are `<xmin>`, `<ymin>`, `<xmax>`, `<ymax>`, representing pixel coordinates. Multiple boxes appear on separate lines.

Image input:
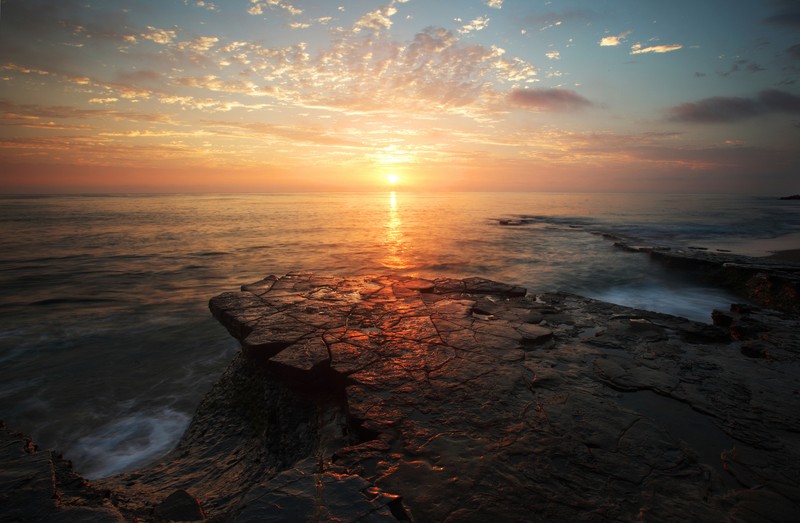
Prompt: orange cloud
<box><xmin>140</xmin><ymin>26</ymin><xmax>177</xmax><ymax>44</ymax></box>
<box><xmin>247</xmin><ymin>0</ymin><xmax>302</xmax><ymax>16</ymax></box>
<box><xmin>354</xmin><ymin>6</ymin><xmax>398</xmax><ymax>32</ymax></box>
<box><xmin>599</xmin><ymin>30</ymin><xmax>631</xmax><ymax>47</ymax></box>
<box><xmin>630</xmin><ymin>43</ymin><xmax>682</xmax><ymax>54</ymax></box>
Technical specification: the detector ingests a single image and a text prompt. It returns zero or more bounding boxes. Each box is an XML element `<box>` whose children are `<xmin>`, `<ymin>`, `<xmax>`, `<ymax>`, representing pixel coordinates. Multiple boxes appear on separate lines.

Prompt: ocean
<box><xmin>1</xmin><ymin>192</ymin><xmax>798</xmax><ymax>479</ymax></box>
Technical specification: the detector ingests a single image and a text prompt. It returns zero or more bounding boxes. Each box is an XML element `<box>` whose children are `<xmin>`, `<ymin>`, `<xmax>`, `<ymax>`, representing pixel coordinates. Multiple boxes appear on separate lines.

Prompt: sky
<box><xmin>0</xmin><ymin>0</ymin><xmax>799</xmax><ymax>193</ymax></box>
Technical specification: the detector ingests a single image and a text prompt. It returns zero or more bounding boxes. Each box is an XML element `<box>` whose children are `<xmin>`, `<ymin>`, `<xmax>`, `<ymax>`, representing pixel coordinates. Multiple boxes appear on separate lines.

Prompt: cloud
<box><xmin>545</xmin><ymin>50</ymin><xmax>560</xmax><ymax>60</ymax></box>
<box><xmin>187</xmin><ymin>1</ymin><xmax>218</xmax><ymax>11</ymax></box>
<box><xmin>669</xmin><ymin>97</ymin><xmax>760</xmax><ymax>123</ymax></box>
<box><xmin>201</xmin><ymin>120</ymin><xmax>366</xmax><ymax>147</ymax></box>
<box><xmin>1</xmin><ymin>64</ymin><xmax>51</xmax><ymax>76</ymax></box>
<box><xmin>764</xmin><ymin>1</ymin><xmax>800</xmax><ymax>27</ymax></box>
<box><xmin>485</xmin><ymin>0</ymin><xmax>503</xmax><ymax>8</ymax></box>
<box><xmin>140</xmin><ymin>26</ymin><xmax>177</xmax><ymax>44</ymax></box>
<box><xmin>176</xmin><ymin>36</ymin><xmax>219</xmax><ymax>52</ymax></box>
<box><xmin>718</xmin><ymin>59</ymin><xmax>766</xmax><ymax>77</ymax></box>
<box><xmin>354</xmin><ymin>6</ymin><xmax>398</xmax><ymax>32</ymax></box>
<box><xmin>3</xmin><ymin>62</ymin><xmax>162</xmax><ymax>101</ymax></box>
<box><xmin>1</xmin><ymin>1</ymin><xmax>540</xmax><ymax>119</ymax></box>
<box><xmin>277</xmin><ymin>26</ymin><xmax>537</xmax><ymax>113</ymax></box>
<box><xmin>525</xmin><ymin>9</ymin><xmax>595</xmax><ymax>31</ymax></box>
<box><xmin>176</xmin><ymin>75</ymin><xmax>275</xmax><ymax>97</ymax></box>
<box><xmin>760</xmin><ymin>89</ymin><xmax>800</xmax><ymax>112</ymax></box>
<box><xmin>88</xmin><ymin>98</ymin><xmax>119</xmax><ymax>104</ymax></box>
<box><xmin>599</xmin><ymin>31</ymin><xmax>631</xmax><ymax>47</ymax></box>
<box><xmin>788</xmin><ymin>44</ymin><xmax>800</xmax><ymax>60</ymax></box>
<box><xmin>458</xmin><ymin>17</ymin><xmax>490</xmax><ymax>35</ymax></box>
<box><xmin>0</xmin><ymin>99</ymin><xmax>173</xmax><ymax>124</ymax></box>
<box><xmin>669</xmin><ymin>90</ymin><xmax>800</xmax><ymax>123</ymax></box>
<box><xmin>508</xmin><ymin>88</ymin><xmax>593</xmax><ymax>111</ymax></box>
<box><xmin>247</xmin><ymin>0</ymin><xmax>302</xmax><ymax>16</ymax></box>
<box><xmin>630</xmin><ymin>43</ymin><xmax>682</xmax><ymax>54</ymax></box>
<box><xmin>117</xmin><ymin>70</ymin><xmax>162</xmax><ymax>84</ymax></box>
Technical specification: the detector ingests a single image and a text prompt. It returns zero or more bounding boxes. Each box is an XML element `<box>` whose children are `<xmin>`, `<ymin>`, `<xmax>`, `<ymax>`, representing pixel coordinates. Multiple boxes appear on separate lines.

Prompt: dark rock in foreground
<box><xmin>0</xmin><ymin>422</ymin><xmax>125</xmax><ymax>521</ymax></box>
<box><xmin>3</xmin><ymin>273</ymin><xmax>800</xmax><ymax>521</ymax></box>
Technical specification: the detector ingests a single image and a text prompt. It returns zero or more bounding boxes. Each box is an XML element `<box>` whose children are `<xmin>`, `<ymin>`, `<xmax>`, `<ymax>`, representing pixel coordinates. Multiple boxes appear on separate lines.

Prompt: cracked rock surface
<box><xmin>207</xmin><ymin>272</ymin><xmax>800</xmax><ymax>521</ymax></box>
<box><xmin>3</xmin><ymin>272</ymin><xmax>799</xmax><ymax>521</ymax></box>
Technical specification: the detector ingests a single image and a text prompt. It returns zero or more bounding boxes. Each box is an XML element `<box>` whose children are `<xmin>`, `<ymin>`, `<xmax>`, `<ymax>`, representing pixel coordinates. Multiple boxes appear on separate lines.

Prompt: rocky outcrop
<box><xmin>203</xmin><ymin>273</ymin><xmax>799</xmax><ymax>521</ymax></box>
<box><xmin>613</xmin><ymin>241</ymin><xmax>800</xmax><ymax>312</ymax></box>
<box><xmin>3</xmin><ymin>273</ymin><xmax>799</xmax><ymax>521</ymax></box>
<box><xmin>0</xmin><ymin>422</ymin><xmax>125</xmax><ymax>522</ymax></box>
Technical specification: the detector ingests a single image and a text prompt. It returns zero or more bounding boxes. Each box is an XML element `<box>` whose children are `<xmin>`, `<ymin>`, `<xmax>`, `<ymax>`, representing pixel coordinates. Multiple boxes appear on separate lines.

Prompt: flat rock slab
<box><xmin>208</xmin><ymin>272</ymin><xmax>800</xmax><ymax>522</ymax></box>
<box><xmin>612</xmin><ymin>241</ymin><xmax>800</xmax><ymax>313</ymax></box>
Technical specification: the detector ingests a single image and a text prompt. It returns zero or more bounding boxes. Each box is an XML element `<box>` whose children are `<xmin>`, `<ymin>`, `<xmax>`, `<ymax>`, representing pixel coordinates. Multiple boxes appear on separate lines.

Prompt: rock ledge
<box><xmin>3</xmin><ymin>273</ymin><xmax>800</xmax><ymax>522</ymax></box>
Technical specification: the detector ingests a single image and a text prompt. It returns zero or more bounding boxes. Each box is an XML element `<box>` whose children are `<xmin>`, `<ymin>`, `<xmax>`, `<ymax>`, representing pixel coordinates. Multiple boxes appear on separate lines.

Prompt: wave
<box><xmin>69</xmin><ymin>407</ymin><xmax>191</xmax><ymax>480</ymax></box>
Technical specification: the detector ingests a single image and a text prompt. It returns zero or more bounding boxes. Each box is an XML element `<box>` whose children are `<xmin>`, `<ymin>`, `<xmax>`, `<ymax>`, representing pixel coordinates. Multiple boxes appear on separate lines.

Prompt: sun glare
<box><xmin>386</xmin><ymin>173</ymin><xmax>399</xmax><ymax>185</ymax></box>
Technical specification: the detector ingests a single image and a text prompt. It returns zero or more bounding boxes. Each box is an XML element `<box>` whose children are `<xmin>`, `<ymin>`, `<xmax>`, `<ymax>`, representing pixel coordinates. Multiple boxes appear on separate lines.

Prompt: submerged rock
<box><xmin>3</xmin><ymin>273</ymin><xmax>799</xmax><ymax>521</ymax></box>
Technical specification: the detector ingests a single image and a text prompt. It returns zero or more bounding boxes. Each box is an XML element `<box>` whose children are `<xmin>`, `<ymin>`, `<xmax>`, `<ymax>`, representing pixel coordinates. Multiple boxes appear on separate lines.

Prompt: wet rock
<box><xmin>200</xmin><ymin>273</ymin><xmax>800</xmax><ymax>521</ymax></box>
<box><xmin>614</xmin><ymin>241</ymin><xmax>800</xmax><ymax>312</ymax></box>
<box><xmin>234</xmin><ymin>458</ymin><xmax>406</xmax><ymax>522</ymax></box>
<box><xmin>4</xmin><ymin>273</ymin><xmax>800</xmax><ymax>522</ymax></box>
<box><xmin>0</xmin><ymin>423</ymin><xmax>125</xmax><ymax>522</ymax></box>
<box><xmin>155</xmin><ymin>489</ymin><xmax>205</xmax><ymax>521</ymax></box>
<box><xmin>516</xmin><ymin>323</ymin><xmax>553</xmax><ymax>346</ymax></box>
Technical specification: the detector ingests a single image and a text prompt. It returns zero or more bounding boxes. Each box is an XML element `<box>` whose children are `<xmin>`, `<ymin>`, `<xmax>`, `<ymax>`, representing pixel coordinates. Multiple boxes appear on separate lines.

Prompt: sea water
<box><xmin>1</xmin><ymin>192</ymin><xmax>798</xmax><ymax>478</ymax></box>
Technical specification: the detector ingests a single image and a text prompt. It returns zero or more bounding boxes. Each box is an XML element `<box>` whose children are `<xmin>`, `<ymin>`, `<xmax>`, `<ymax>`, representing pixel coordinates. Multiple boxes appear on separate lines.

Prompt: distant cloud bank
<box><xmin>508</xmin><ymin>88</ymin><xmax>593</xmax><ymax>111</ymax></box>
<box><xmin>669</xmin><ymin>90</ymin><xmax>800</xmax><ymax>123</ymax></box>
<box><xmin>763</xmin><ymin>0</ymin><xmax>800</xmax><ymax>27</ymax></box>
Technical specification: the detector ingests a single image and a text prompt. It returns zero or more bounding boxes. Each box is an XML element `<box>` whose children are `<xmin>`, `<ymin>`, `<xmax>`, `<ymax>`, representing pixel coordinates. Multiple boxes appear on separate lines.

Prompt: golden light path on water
<box><xmin>383</xmin><ymin>191</ymin><xmax>409</xmax><ymax>270</ymax></box>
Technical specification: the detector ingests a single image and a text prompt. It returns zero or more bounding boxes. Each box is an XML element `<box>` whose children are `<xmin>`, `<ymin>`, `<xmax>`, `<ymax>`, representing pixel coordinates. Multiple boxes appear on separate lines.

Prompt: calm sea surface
<box><xmin>1</xmin><ymin>192</ymin><xmax>798</xmax><ymax>478</ymax></box>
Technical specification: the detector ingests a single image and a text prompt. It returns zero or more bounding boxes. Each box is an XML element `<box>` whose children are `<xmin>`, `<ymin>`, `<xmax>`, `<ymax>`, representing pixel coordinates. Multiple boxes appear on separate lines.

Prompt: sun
<box><xmin>386</xmin><ymin>173</ymin><xmax>399</xmax><ymax>185</ymax></box>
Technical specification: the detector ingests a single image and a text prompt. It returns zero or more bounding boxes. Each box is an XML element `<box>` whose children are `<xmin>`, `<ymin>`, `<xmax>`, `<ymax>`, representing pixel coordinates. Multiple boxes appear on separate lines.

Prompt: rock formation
<box><xmin>2</xmin><ymin>272</ymin><xmax>799</xmax><ymax>521</ymax></box>
<box><xmin>612</xmin><ymin>240</ymin><xmax>800</xmax><ymax>313</ymax></box>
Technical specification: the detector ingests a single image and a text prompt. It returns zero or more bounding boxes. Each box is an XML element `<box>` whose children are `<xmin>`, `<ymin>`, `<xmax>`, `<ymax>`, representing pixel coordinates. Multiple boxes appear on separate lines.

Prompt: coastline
<box><xmin>766</xmin><ymin>248</ymin><xmax>800</xmax><ymax>263</ymax></box>
<box><xmin>3</xmin><ymin>271</ymin><xmax>799</xmax><ymax>521</ymax></box>
<box><xmin>607</xmin><ymin>234</ymin><xmax>800</xmax><ymax>314</ymax></box>
<box><xmin>3</xmin><ymin>192</ymin><xmax>798</xmax><ymax>488</ymax></box>
<box><xmin>700</xmin><ymin>231</ymin><xmax>800</xmax><ymax>259</ymax></box>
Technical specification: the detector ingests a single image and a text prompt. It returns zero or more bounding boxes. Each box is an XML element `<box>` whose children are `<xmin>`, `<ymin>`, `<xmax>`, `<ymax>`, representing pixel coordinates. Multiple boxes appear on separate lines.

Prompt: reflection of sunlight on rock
<box><xmin>384</xmin><ymin>191</ymin><xmax>408</xmax><ymax>270</ymax></box>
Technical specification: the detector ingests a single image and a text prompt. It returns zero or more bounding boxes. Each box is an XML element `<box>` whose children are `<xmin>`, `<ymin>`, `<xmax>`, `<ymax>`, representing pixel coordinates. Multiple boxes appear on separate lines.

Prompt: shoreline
<box><xmin>765</xmin><ymin>248</ymin><xmax>800</xmax><ymax>262</ymax></box>
<box><xmin>606</xmin><ymin>235</ymin><xmax>800</xmax><ymax>314</ymax></box>
<box><xmin>699</xmin><ymin>231</ymin><xmax>800</xmax><ymax>259</ymax></box>
<box><xmin>3</xmin><ymin>272</ymin><xmax>800</xmax><ymax>521</ymax></box>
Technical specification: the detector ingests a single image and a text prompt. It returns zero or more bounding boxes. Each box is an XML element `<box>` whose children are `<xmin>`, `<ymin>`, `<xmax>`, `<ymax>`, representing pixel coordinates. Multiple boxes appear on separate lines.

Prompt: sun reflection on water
<box><xmin>383</xmin><ymin>191</ymin><xmax>409</xmax><ymax>270</ymax></box>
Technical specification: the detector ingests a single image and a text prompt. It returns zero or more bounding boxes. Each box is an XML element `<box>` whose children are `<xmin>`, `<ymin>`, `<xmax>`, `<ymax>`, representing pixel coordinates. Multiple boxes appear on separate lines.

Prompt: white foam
<box><xmin>590</xmin><ymin>283</ymin><xmax>738</xmax><ymax>323</ymax></box>
<box><xmin>70</xmin><ymin>408</ymin><xmax>190</xmax><ymax>479</ymax></box>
